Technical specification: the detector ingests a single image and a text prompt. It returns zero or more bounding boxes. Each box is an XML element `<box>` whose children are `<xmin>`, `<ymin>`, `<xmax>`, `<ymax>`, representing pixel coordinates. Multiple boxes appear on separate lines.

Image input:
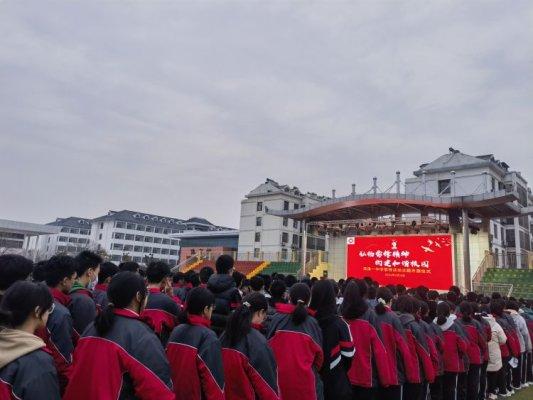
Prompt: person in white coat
<box><xmin>483</xmin><ymin>313</ymin><xmax>507</xmax><ymax>400</ymax></box>
<box><xmin>506</xmin><ymin>301</ymin><xmax>532</xmax><ymax>389</ymax></box>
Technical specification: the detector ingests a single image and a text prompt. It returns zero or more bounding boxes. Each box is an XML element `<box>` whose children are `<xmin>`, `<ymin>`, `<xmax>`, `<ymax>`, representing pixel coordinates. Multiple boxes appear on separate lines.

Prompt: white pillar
<box><xmin>462</xmin><ymin>208</ymin><xmax>471</xmax><ymax>291</ymax></box>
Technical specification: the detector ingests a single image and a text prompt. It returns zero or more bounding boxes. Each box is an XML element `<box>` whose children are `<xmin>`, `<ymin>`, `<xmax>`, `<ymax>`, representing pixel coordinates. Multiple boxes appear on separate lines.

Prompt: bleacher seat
<box><xmin>481</xmin><ymin>268</ymin><xmax>533</xmax><ymax>299</ymax></box>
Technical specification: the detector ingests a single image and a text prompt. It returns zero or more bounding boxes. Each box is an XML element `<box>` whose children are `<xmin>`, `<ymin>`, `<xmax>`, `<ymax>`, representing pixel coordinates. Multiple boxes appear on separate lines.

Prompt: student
<box><xmin>267</xmin><ymin>283</ymin><xmax>323</xmax><ymax>400</ymax></box>
<box><xmin>419</xmin><ymin>301</ymin><xmax>444</xmax><ymax>400</ymax></box>
<box><xmin>250</xmin><ymin>275</ymin><xmax>265</xmax><ymax>294</ymax></box>
<box><xmin>482</xmin><ymin>308</ymin><xmax>506</xmax><ymax>400</ymax></box>
<box><xmin>458</xmin><ymin>301</ymin><xmax>484</xmax><ymax>400</ymax></box>
<box><xmin>506</xmin><ymin>300</ymin><xmax>532</xmax><ymax>390</ymax></box>
<box><xmin>0</xmin><ymin>281</ymin><xmax>60</xmax><ymax>399</ymax></box>
<box><xmin>341</xmin><ymin>280</ymin><xmax>392</xmax><ymax>400</ymax></box>
<box><xmin>207</xmin><ymin>255</ymin><xmax>242</xmax><ymax>335</ymax></box>
<box><xmin>141</xmin><ymin>261</ymin><xmax>180</xmax><ymax>345</ymax></box>
<box><xmin>435</xmin><ymin>301</ymin><xmax>468</xmax><ymax>400</ymax></box>
<box><xmin>309</xmin><ymin>279</ymin><xmax>354</xmax><ymax>400</ymax></box>
<box><xmin>396</xmin><ymin>295</ymin><xmax>435</xmax><ymax>400</ymax></box>
<box><xmin>199</xmin><ymin>266</ymin><xmax>214</xmax><ymax>288</ymax></box>
<box><xmin>167</xmin><ymin>287</ymin><xmax>225</xmax><ymax>400</ymax></box>
<box><xmin>221</xmin><ymin>292</ymin><xmax>280</xmax><ymax>400</ymax></box>
<box><xmin>471</xmin><ymin>302</ymin><xmax>491</xmax><ymax>400</ymax></box>
<box><xmin>0</xmin><ymin>254</ymin><xmax>34</xmax><ymax>302</ymax></box>
<box><xmin>118</xmin><ymin>261</ymin><xmax>141</xmax><ymax>274</ymax></box>
<box><xmin>93</xmin><ymin>261</ymin><xmax>119</xmax><ymax>309</ymax></box>
<box><xmin>64</xmin><ymin>272</ymin><xmax>174</xmax><ymax>400</ymax></box>
<box><xmin>39</xmin><ymin>255</ymin><xmax>78</xmax><ymax>392</ymax></box>
<box><xmin>174</xmin><ymin>271</ymin><xmax>195</xmax><ymax>302</ymax></box>
<box><xmin>375</xmin><ymin>287</ymin><xmax>420</xmax><ymax>400</ymax></box>
<box><xmin>69</xmin><ymin>250</ymin><xmax>101</xmax><ymax>335</ymax></box>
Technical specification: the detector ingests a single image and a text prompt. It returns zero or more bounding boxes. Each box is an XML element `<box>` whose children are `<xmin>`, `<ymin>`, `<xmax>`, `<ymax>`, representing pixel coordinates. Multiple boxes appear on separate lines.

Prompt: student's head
<box><xmin>419</xmin><ymin>300</ymin><xmax>429</xmax><ymax>318</ymax></box>
<box><xmin>449</xmin><ymin>285</ymin><xmax>461</xmax><ymax>296</ymax></box>
<box><xmin>232</xmin><ymin>271</ymin><xmax>245</xmax><ymax>289</ymax></box>
<box><xmin>368</xmin><ymin>285</ymin><xmax>377</xmax><ymax>300</ymax></box>
<box><xmin>465</xmin><ymin>292</ymin><xmax>478</xmax><ymax>303</ymax></box>
<box><xmin>284</xmin><ymin>274</ymin><xmax>297</xmax><ymax>288</ymax></box>
<box><xmin>490</xmin><ymin>298</ymin><xmax>505</xmax><ymax>317</ymax></box>
<box><xmin>118</xmin><ymin>261</ymin><xmax>140</xmax><ymax>274</ymax></box>
<box><xmin>0</xmin><ymin>281</ymin><xmax>53</xmax><ymax>331</ymax></box>
<box><xmin>506</xmin><ymin>300</ymin><xmax>520</xmax><ymax>312</ymax></box>
<box><xmin>288</xmin><ymin>283</ymin><xmax>311</xmax><ymax>325</ymax></box>
<box><xmin>184</xmin><ymin>287</ymin><xmax>215</xmax><ymax>321</ymax></box>
<box><xmin>146</xmin><ymin>261</ymin><xmax>171</xmax><ymax>286</ymax></box>
<box><xmin>74</xmin><ymin>251</ymin><xmax>102</xmax><ymax>288</ymax></box>
<box><xmin>309</xmin><ymin>279</ymin><xmax>336</xmax><ymax>319</ymax></box>
<box><xmin>44</xmin><ymin>255</ymin><xmax>78</xmax><ymax>293</ymax></box>
<box><xmin>98</xmin><ymin>262</ymin><xmax>119</xmax><ymax>285</ymax></box>
<box><xmin>396</xmin><ymin>284</ymin><xmax>407</xmax><ymax>296</ymax></box>
<box><xmin>415</xmin><ymin>286</ymin><xmax>429</xmax><ymax>301</ymax></box>
<box><xmin>94</xmin><ymin>272</ymin><xmax>148</xmax><ymax>336</ymax></box>
<box><xmin>341</xmin><ymin>280</ymin><xmax>369</xmax><ymax>320</ymax></box>
<box><xmin>223</xmin><ymin>292</ymin><xmax>268</xmax><ymax>347</ymax></box>
<box><xmin>250</xmin><ymin>275</ymin><xmax>264</xmax><ymax>292</ymax></box>
<box><xmin>215</xmin><ymin>254</ymin><xmax>234</xmax><ymax>275</ymax></box>
<box><xmin>375</xmin><ymin>286</ymin><xmax>394</xmax><ymax>315</ymax></box>
<box><xmin>32</xmin><ymin>261</ymin><xmax>48</xmax><ymax>283</ymax></box>
<box><xmin>199</xmin><ymin>266</ymin><xmax>214</xmax><ymax>284</ymax></box>
<box><xmin>446</xmin><ymin>291</ymin><xmax>459</xmax><ymax>305</ymax></box>
<box><xmin>436</xmin><ymin>301</ymin><xmax>451</xmax><ymax>325</ymax></box>
<box><xmin>188</xmin><ymin>273</ymin><xmax>200</xmax><ymax>288</ymax></box>
<box><xmin>427</xmin><ymin>290</ymin><xmax>439</xmax><ymax>301</ymax></box>
<box><xmin>459</xmin><ymin>301</ymin><xmax>473</xmax><ymax>322</ymax></box>
<box><xmin>172</xmin><ymin>272</ymin><xmax>185</xmax><ymax>285</ymax></box>
<box><xmin>0</xmin><ymin>255</ymin><xmax>34</xmax><ymax>293</ymax></box>
<box><xmin>269</xmin><ymin>279</ymin><xmax>287</xmax><ymax>302</ymax></box>
<box><xmin>395</xmin><ymin>295</ymin><xmax>417</xmax><ymax>315</ymax></box>
<box><xmin>261</xmin><ymin>274</ymin><xmax>272</xmax><ymax>292</ymax></box>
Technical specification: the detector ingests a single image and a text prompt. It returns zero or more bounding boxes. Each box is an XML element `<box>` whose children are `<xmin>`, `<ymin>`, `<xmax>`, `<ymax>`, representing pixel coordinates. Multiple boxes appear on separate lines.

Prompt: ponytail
<box><xmin>459</xmin><ymin>301</ymin><xmax>472</xmax><ymax>323</ymax></box>
<box><xmin>289</xmin><ymin>283</ymin><xmax>311</xmax><ymax>325</ymax></box>
<box><xmin>179</xmin><ymin>287</ymin><xmax>215</xmax><ymax>325</ymax></box>
<box><xmin>436</xmin><ymin>301</ymin><xmax>450</xmax><ymax>326</ymax></box>
<box><xmin>94</xmin><ymin>272</ymin><xmax>146</xmax><ymax>336</ymax></box>
<box><xmin>375</xmin><ymin>287</ymin><xmax>393</xmax><ymax>315</ymax></box>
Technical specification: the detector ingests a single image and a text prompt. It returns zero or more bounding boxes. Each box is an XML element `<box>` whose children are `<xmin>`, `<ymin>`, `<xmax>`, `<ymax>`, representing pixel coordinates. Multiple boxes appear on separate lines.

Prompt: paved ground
<box><xmin>509</xmin><ymin>386</ymin><xmax>532</xmax><ymax>399</ymax></box>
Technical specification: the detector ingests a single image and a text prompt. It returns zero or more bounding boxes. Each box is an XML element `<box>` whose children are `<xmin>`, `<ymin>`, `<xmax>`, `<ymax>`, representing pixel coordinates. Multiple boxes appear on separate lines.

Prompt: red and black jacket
<box><xmin>93</xmin><ymin>283</ymin><xmax>109</xmax><ymax>309</ymax></box>
<box><xmin>221</xmin><ymin>325</ymin><xmax>280</xmax><ymax>400</ymax></box>
<box><xmin>68</xmin><ymin>286</ymin><xmax>97</xmax><ymax>336</ymax></box>
<box><xmin>166</xmin><ymin>315</ymin><xmax>225</xmax><ymax>400</ymax></box>
<box><xmin>35</xmin><ymin>288</ymin><xmax>75</xmax><ymax>392</ymax></box>
<box><xmin>63</xmin><ymin>308</ymin><xmax>174</xmax><ymax>400</ymax></box>
<box><xmin>399</xmin><ymin>313</ymin><xmax>436</xmax><ymax>383</ymax></box>
<box><xmin>460</xmin><ymin>319</ymin><xmax>484</xmax><ymax>366</ymax></box>
<box><xmin>419</xmin><ymin>318</ymin><xmax>442</xmax><ymax>377</ymax></box>
<box><xmin>207</xmin><ymin>274</ymin><xmax>242</xmax><ymax>335</ymax></box>
<box><xmin>266</xmin><ymin>303</ymin><xmax>323</xmax><ymax>400</ymax></box>
<box><xmin>344</xmin><ymin>308</ymin><xmax>393</xmax><ymax>388</ymax></box>
<box><xmin>141</xmin><ymin>288</ymin><xmax>180</xmax><ymax>345</ymax></box>
<box><xmin>495</xmin><ymin>314</ymin><xmax>520</xmax><ymax>358</ymax></box>
<box><xmin>0</xmin><ymin>342</ymin><xmax>60</xmax><ymax>400</ymax></box>
<box><xmin>315</xmin><ymin>313</ymin><xmax>354</xmax><ymax>400</ymax></box>
<box><xmin>436</xmin><ymin>315</ymin><xmax>468</xmax><ymax>373</ymax></box>
<box><xmin>376</xmin><ymin>307</ymin><xmax>419</xmax><ymax>385</ymax></box>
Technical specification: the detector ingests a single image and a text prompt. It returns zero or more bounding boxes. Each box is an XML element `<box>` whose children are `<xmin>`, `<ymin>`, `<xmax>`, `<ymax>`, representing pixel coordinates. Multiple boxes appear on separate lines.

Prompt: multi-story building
<box><xmin>238</xmin><ymin>179</ymin><xmax>328</xmax><ymax>261</ymax></box>
<box><xmin>405</xmin><ymin>148</ymin><xmax>532</xmax><ymax>268</ymax></box>
<box><xmin>1</xmin><ymin>219</ymin><xmax>59</xmax><ymax>258</ymax></box>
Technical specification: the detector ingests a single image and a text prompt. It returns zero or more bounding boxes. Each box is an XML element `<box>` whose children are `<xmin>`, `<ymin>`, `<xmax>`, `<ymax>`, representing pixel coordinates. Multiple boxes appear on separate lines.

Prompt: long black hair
<box><xmin>395</xmin><ymin>295</ymin><xmax>416</xmax><ymax>315</ymax></box>
<box><xmin>341</xmin><ymin>280</ymin><xmax>369</xmax><ymax>320</ymax></box>
<box><xmin>178</xmin><ymin>287</ymin><xmax>215</xmax><ymax>324</ymax></box>
<box><xmin>223</xmin><ymin>292</ymin><xmax>268</xmax><ymax>347</ymax></box>
<box><xmin>436</xmin><ymin>301</ymin><xmax>451</xmax><ymax>326</ymax></box>
<box><xmin>309</xmin><ymin>279</ymin><xmax>336</xmax><ymax>320</ymax></box>
<box><xmin>94</xmin><ymin>272</ymin><xmax>147</xmax><ymax>336</ymax></box>
<box><xmin>375</xmin><ymin>286</ymin><xmax>394</xmax><ymax>315</ymax></box>
<box><xmin>288</xmin><ymin>283</ymin><xmax>311</xmax><ymax>325</ymax></box>
<box><xmin>459</xmin><ymin>301</ymin><xmax>473</xmax><ymax>323</ymax></box>
<box><xmin>0</xmin><ymin>281</ymin><xmax>53</xmax><ymax>328</ymax></box>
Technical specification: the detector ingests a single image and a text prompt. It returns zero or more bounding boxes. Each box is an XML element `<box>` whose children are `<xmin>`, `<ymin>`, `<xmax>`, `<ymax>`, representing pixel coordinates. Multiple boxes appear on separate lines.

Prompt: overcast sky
<box><xmin>1</xmin><ymin>1</ymin><xmax>532</xmax><ymax>228</ymax></box>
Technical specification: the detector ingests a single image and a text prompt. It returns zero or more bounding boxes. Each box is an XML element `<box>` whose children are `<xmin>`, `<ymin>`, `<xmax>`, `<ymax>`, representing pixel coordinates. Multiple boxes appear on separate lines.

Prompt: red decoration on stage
<box><xmin>346</xmin><ymin>234</ymin><xmax>454</xmax><ymax>290</ymax></box>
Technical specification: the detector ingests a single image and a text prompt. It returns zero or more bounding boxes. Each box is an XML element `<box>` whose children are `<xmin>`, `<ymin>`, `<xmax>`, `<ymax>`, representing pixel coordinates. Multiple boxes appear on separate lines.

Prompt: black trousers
<box><xmin>377</xmin><ymin>385</ymin><xmax>402</xmax><ymax>400</ymax></box>
<box><xmin>352</xmin><ymin>385</ymin><xmax>376</xmax><ymax>400</ymax></box>
<box><xmin>512</xmin><ymin>352</ymin><xmax>524</xmax><ymax>388</ymax></box>
<box><xmin>526</xmin><ymin>351</ymin><xmax>532</xmax><ymax>382</ymax></box>
<box><xmin>486</xmin><ymin>369</ymin><xmax>499</xmax><ymax>395</ymax></box>
<box><xmin>457</xmin><ymin>372</ymin><xmax>467</xmax><ymax>400</ymax></box>
<box><xmin>478</xmin><ymin>362</ymin><xmax>487</xmax><ymax>400</ymax></box>
<box><xmin>466</xmin><ymin>364</ymin><xmax>480</xmax><ymax>400</ymax></box>
<box><xmin>404</xmin><ymin>383</ymin><xmax>423</xmax><ymax>400</ymax></box>
<box><xmin>430</xmin><ymin>375</ymin><xmax>443</xmax><ymax>400</ymax></box>
<box><xmin>498</xmin><ymin>356</ymin><xmax>510</xmax><ymax>394</ymax></box>
<box><xmin>442</xmin><ymin>373</ymin><xmax>458</xmax><ymax>400</ymax></box>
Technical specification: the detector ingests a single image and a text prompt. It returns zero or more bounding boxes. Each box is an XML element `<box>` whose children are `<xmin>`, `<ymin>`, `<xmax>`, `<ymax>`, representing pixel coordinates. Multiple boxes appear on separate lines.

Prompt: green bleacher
<box><xmin>261</xmin><ymin>261</ymin><xmax>300</xmax><ymax>276</ymax></box>
<box><xmin>481</xmin><ymin>268</ymin><xmax>533</xmax><ymax>299</ymax></box>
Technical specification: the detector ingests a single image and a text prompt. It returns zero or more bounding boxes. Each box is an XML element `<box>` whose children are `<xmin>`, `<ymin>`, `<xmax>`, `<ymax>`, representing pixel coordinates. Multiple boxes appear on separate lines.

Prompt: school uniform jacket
<box><xmin>399</xmin><ymin>313</ymin><xmax>436</xmax><ymax>383</ymax></box>
<box><xmin>141</xmin><ymin>288</ymin><xmax>180</xmax><ymax>345</ymax></box>
<box><xmin>93</xmin><ymin>283</ymin><xmax>109</xmax><ymax>309</ymax></box>
<box><xmin>69</xmin><ymin>284</ymin><xmax>97</xmax><ymax>336</ymax></box>
<box><xmin>221</xmin><ymin>325</ymin><xmax>280</xmax><ymax>400</ymax></box>
<box><xmin>207</xmin><ymin>274</ymin><xmax>242</xmax><ymax>335</ymax></box>
<box><xmin>376</xmin><ymin>307</ymin><xmax>419</xmax><ymax>385</ymax></box>
<box><xmin>345</xmin><ymin>307</ymin><xmax>393</xmax><ymax>388</ymax></box>
<box><xmin>435</xmin><ymin>315</ymin><xmax>468</xmax><ymax>373</ymax></box>
<box><xmin>461</xmin><ymin>319</ymin><xmax>484</xmax><ymax>366</ymax></box>
<box><xmin>0</xmin><ymin>329</ymin><xmax>60</xmax><ymax>400</ymax></box>
<box><xmin>495</xmin><ymin>314</ymin><xmax>520</xmax><ymax>358</ymax></box>
<box><xmin>267</xmin><ymin>303</ymin><xmax>324</xmax><ymax>400</ymax></box>
<box><xmin>420</xmin><ymin>318</ymin><xmax>443</xmax><ymax>377</ymax></box>
<box><xmin>63</xmin><ymin>308</ymin><xmax>174</xmax><ymax>400</ymax></box>
<box><xmin>166</xmin><ymin>315</ymin><xmax>225</xmax><ymax>400</ymax></box>
<box><xmin>314</xmin><ymin>313</ymin><xmax>354</xmax><ymax>400</ymax></box>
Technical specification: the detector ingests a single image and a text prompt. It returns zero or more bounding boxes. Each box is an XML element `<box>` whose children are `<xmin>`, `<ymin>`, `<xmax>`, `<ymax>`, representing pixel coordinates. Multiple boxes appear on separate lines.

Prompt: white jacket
<box><xmin>483</xmin><ymin>314</ymin><xmax>507</xmax><ymax>372</ymax></box>
<box><xmin>506</xmin><ymin>309</ymin><xmax>532</xmax><ymax>353</ymax></box>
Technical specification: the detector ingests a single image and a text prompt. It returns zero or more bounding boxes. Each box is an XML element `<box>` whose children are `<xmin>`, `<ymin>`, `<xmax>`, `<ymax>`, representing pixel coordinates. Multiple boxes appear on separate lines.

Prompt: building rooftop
<box><xmin>47</xmin><ymin>217</ymin><xmax>92</xmax><ymax>229</ymax></box>
<box><xmin>0</xmin><ymin>219</ymin><xmax>60</xmax><ymax>235</ymax></box>
<box><xmin>246</xmin><ymin>178</ymin><xmax>330</xmax><ymax>201</ymax></box>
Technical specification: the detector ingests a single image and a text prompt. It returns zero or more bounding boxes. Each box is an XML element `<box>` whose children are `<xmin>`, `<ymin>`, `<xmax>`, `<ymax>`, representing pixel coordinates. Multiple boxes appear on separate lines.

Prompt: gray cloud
<box><xmin>1</xmin><ymin>1</ymin><xmax>532</xmax><ymax>227</ymax></box>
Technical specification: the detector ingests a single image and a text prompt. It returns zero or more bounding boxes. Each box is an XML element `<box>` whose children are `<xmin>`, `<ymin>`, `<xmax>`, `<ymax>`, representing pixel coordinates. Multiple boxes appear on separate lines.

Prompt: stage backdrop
<box><xmin>346</xmin><ymin>234</ymin><xmax>454</xmax><ymax>290</ymax></box>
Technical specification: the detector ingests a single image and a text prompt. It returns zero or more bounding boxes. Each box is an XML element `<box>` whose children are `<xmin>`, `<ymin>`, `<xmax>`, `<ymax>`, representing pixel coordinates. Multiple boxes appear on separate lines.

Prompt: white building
<box><xmin>405</xmin><ymin>149</ymin><xmax>532</xmax><ymax>268</ymax></box>
<box><xmin>1</xmin><ymin>219</ymin><xmax>59</xmax><ymax>259</ymax></box>
<box><xmin>238</xmin><ymin>179</ymin><xmax>328</xmax><ymax>260</ymax></box>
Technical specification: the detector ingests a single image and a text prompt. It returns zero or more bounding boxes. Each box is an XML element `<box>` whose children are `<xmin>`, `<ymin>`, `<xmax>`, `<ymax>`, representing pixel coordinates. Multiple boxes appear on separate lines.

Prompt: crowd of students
<box><xmin>0</xmin><ymin>251</ymin><xmax>532</xmax><ymax>400</ymax></box>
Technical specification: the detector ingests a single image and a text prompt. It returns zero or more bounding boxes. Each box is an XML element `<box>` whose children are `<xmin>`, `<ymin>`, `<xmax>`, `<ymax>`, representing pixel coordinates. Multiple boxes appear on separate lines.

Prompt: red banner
<box><xmin>346</xmin><ymin>234</ymin><xmax>454</xmax><ymax>290</ymax></box>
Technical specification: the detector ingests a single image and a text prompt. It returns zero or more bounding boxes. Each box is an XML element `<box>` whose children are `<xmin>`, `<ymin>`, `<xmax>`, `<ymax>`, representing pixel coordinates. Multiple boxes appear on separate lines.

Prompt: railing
<box><xmin>472</xmin><ymin>251</ymin><xmax>495</xmax><ymax>284</ymax></box>
<box><xmin>172</xmin><ymin>254</ymin><xmax>200</xmax><ymax>273</ymax></box>
<box><xmin>472</xmin><ymin>282</ymin><xmax>514</xmax><ymax>297</ymax></box>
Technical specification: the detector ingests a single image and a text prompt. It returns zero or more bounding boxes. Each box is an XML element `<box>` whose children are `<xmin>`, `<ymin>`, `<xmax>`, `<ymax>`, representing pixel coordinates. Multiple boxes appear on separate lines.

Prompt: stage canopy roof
<box><xmin>267</xmin><ymin>190</ymin><xmax>532</xmax><ymax>222</ymax></box>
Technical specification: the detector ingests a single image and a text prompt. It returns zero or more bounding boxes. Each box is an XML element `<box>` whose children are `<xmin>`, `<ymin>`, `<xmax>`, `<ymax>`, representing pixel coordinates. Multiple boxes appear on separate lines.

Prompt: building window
<box><xmin>283</xmin><ymin>201</ymin><xmax>289</xmax><ymax>210</ymax></box>
<box><xmin>145</xmin><ymin>226</ymin><xmax>153</xmax><ymax>232</ymax></box>
<box><xmin>154</xmin><ymin>237</ymin><xmax>162</xmax><ymax>244</ymax></box>
<box><xmin>493</xmin><ymin>223</ymin><xmax>498</xmax><ymax>239</ymax></box>
<box><xmin>69</xmin><ymin>228</ymin><xmax>79</xmax><ymax>234</ymax></box>
<box><xmin>135</xmin><ymin>235</ymin><xmax>144</xmax><ymax>242</ymax></box>
<box><xmin>294</xmin><ymin>203</ymin><xmax>299</xmax><ymax>210</ymax></box>
<box><xmin>254</xmin><ymin>248</ymin><xmax>260</xmax><ymax>258</ymax></box>
<box><xmin>255</xmin><ymin>232</ymin><xmax>261</xmax><ymax>242</ymax></box>
<box><xmin>144</xmin><ymin>236</ymin><xmax>153</xmax><ymax>243</ymax></box>
<box><xmin>163</xmin><ymin>229</ymin><xmax>170</xmax><ymax>234</ymax></box>
<box><xmin>100</xmin><ymin>223</ymin><xmax>104</xmax><ymax>229</ymax></box>
<box><xmin>257</xmin><ymin>202</ymin><xmax>263</xmax><ymax>212</ymax></box>
<box><xmin>281</xmin><ymin>248</ymin><xmax>288</xmax><ymax>260</ymax></box>
<box><xmin>123</xmin><ymin>245</ymin><xmax>133</xmax><ymax>251</ymax></box>
<box><xmin>152</xmin><ymin>247</ymin><xmax>161</xmax><ymax>254</ymax></box>
<box><xmin>125</xmin><ymin>234</ymin><xmax>134</xmax><ymax>241</ymax></box>
<box><xmin>169</xmin><ymin>250</ymin><xmax>177</xmax><ymax>256</ymax></box>
<box><xmin>162</xmin><ymin>238</ymin><xmax>170</xmax><ymax>245</ymax></box>
<box><xmin>134</xmin><ymin>246</ymin><xmax>143</xmax><ymax>252</ymax></box>
<box><xmin>256</xmin><ymin>217</ymin><xmax>262</xmax><ymax>227</ymax></box>
<box><xmin>438</xmin><ymin>179</ymin><xmax>451</xmax><ymax>195</ymax></box>
<box><xmin>491</xmin><ymin>177</ymin><xmax>496</xmax><ymax>192</ymax></box>
<box><xmin>170</xmin><ymin>240</ymin><xmax>178</xmax><ymax>246</ymax></box>
<box><xmin>59</xmin><ymin>236</ymin><xmax>67</xmax><ymax>242</ymax></box>
<box><xmin>161</xmin><ymin>248</ymin><xmax>169</xmax><ymax>255</ymax></box>
<box><xmin>143</xmin><ymin>247</ymin><xmax>152</xmax><ymax>253</ymax></box>
<box><xmin>113</xmin><ymin>232</ymin><xmax>125</xmax><ymax>239</ymax></box>
<box><xmin>136</xmin><ymin>224</ymin><xmax>145</xmax><ymax>231</ymax></box>
<box><xmin>115</xmin><ymin>221</ymin><xmax>125</xmax><ymax>229</ymax></box>
<box><xmin>126</xmin><ymin>223</ymin><xmax>135</xmax><ymax>230</ymax></box>
<box><xmin>506</xmin><ymin>230</ymin><xmax>515</xmax><ymax>247</ymax></box>
<box><xmin>281</xmin><ymin>232</ymin><xmax>289</xmax><ymax>244</ymax></box>
<box><xmin>154</xmin><ymin>227</ymin><xmax>162</xmax><ymax>234</ymax></box>
<box><xmin>283</xmin><ymin>217</ymin><xmax>288</xmax><ymax>227</ymax></box>
<box><xmin>98</xmin><ymin>233</ymin><xmax>102</xmax><ymax>240</ymax></box>
<box><xmin>61</xmin><ymin>227</ymin><xmax>69</xmax><ymax>233</ymax></box>
<box><xmin>293</xmin><ymin>234</ymin><xmax>299</xmax><ymax>246</ymax></box>
<box><xmin>112</xmin><ymin>243</ymin><xmax>123</xmax><ymax>250</ymax></box>
<box><xmin>293</xmin><ymin>220</ymin><xmax>298</xmax><ymax>229</ymax></box>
